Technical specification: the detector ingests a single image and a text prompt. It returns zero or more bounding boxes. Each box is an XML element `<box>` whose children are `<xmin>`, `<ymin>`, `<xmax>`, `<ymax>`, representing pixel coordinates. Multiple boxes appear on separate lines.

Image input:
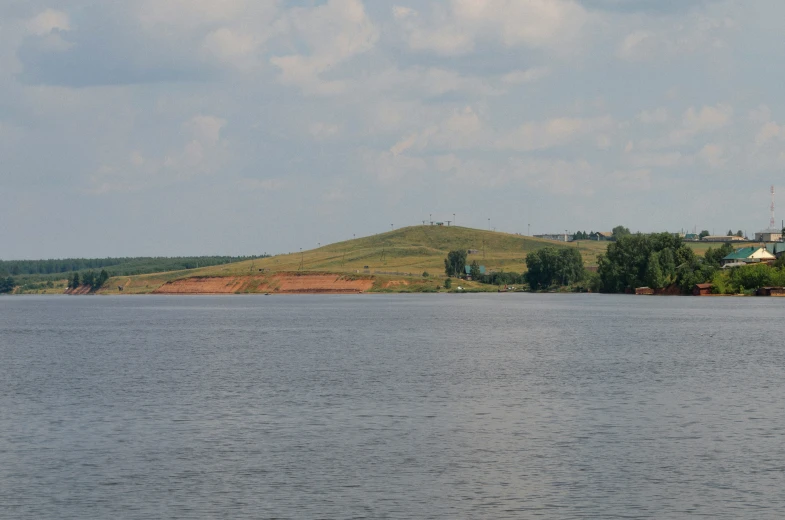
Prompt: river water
<box><xmin>1</xmin><ymin>294</ymin><xmax>784</xmax><ymax>519</ymax></box>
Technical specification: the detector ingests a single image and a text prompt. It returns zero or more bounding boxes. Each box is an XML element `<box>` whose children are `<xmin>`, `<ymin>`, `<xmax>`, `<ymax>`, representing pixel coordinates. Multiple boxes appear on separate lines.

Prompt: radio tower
<box><xmin>770</xmin><ymin>185</ymin><xmax>776</xmax><ymax>229</ymax></box>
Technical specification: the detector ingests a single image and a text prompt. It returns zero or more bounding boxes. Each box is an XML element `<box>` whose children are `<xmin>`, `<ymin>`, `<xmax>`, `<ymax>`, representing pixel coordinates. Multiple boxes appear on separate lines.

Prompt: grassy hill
<box><xmin>101</xmin><ymin>226</ymin><xmax>587</xmax><ymax>293</ymax></box>
<box><xmin>75</xmin><ymin>226</ymin><xmax>729</xmax><ymax>294</ymax></box>
<box><xmin>183</xmin><ymin>226</ymin><xmax>582</xmax><ymax>276</ymax></box>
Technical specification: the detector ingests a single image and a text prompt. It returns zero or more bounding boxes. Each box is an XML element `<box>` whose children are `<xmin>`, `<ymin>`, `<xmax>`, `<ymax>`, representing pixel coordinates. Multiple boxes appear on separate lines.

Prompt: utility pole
<box><xmin>453</xmin><ymin>213</ymin><xmax>456</xmax><ymax>227</ymax></box>
<box><xmin>488</xmin><ymin>218</ymin><xmax>490</xmax><ymax>231</ymax></box>
<box><xmin>528</xmin><ymin>223</ymin><xmax>530</xmax><ymax>236</ymax></box>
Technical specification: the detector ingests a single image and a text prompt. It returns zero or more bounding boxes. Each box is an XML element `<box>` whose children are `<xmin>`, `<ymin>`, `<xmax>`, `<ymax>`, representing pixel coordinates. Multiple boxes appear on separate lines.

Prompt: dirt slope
<box><xmin>153</xmin><ymin>273</ymin><xmax>373</xmax><ymax>294</ymax></box>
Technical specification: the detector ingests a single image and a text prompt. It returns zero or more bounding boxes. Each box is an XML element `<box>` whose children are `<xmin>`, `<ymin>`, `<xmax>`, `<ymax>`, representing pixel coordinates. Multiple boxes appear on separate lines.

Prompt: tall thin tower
<box><xmin>770</xmin><ymin>185</ymin><xmax>776</xmax><ymax>229</ymax></box>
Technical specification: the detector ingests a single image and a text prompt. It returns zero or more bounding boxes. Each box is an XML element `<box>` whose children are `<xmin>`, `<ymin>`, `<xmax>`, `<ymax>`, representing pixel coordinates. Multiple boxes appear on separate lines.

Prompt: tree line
<box><xmin>0</xmin><ymin>255</ymin><xmax>264</xmax><ymax>277</ymax></box>
<box><xmin>68</xmin><ymin>270</ymin><xmax>110</xmax><ymax>291</ymax></box>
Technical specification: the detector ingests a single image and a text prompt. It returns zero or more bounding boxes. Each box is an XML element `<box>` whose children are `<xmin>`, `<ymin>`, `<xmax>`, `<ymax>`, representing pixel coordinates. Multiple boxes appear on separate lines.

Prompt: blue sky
<box><xmin>1</xmin><ymin>0</ymin><xmax>784</xmax><ymax>259</ymax></box>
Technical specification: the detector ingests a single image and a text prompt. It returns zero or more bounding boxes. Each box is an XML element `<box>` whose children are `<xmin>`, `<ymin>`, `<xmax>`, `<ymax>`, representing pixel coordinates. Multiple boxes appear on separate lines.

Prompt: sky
<box><xmin>2</xmin><ymin>0</ymin><xmax>784</xmax><ymax>259</ymax></box>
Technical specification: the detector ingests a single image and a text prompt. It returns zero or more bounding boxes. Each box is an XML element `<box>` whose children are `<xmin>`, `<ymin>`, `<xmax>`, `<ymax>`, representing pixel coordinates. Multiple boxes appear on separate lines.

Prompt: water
<box><xmin>1</xmin><ymin>294</ymin><xmax>784</xmax><ymax>519</ymax></box>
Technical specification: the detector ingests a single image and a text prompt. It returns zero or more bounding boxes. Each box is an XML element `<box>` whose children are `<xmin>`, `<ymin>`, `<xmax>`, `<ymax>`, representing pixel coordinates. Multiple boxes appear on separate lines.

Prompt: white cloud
<box><xmin>697</xmin><ymin>143</ymin><xmax>725</xmax><ymax>168</ymax></box>
<box><xmin>497</xmin><ymin>115</ymin><xmax>615</xmax><ymax>151</ymax></box>
<box><xmin>238</xmin><ymin>178</ymin><xmax>286</xmax><ymax>191</ymax></box>
<box><xmin>641</xmin><ymin>103</ymin><xmax>733</xmax><ymax>148</ymax></box>
<box><xmin>388</xmin><ymin>107</ymin><xmax>615</xmax><ymax>155</ymax></box>
<box><xmin>500</xmin><ymin>67</ymin><xmax>551</xmax><ymax>84</ymax></box>
<box><xmin>616</xmin><ymin>16</ymin><xmax>735</xmax><ymax>61</ymax></box>
<box><xmin>137</xmin><ymin>0</ymin><xmax>261</xmax><ymax>29</ymax></box>
<box><xmin>271</xmin><ymin>0</ymin><xmax>379</xmax><ymax>95</ymax></box>
<box><xmin>201</xmin><ymin>28</ymin><xmax>262</xmax><ymax>70</ymax></box>
<box><xmin>27</xmin><ymin>9</ymin><xmax>71</xmax><ymax>35</ymax></box>
<box><xmin>90</xmin><ymin>115</ymin><xmax>228</xmax><ymax>194</ymax></box>
<box><xmin>396</xmin><ymin>0</ymin><xmax>591</xmax><ymax>55</ymax></box>
<box><xmin>309</xmin><ymin>122</ymin><xmax>341</xmax><ymax>140</ymax></box>
<box><xmin>637</xmin><ymin>108</ymin><xmax>670</xmax><ymax>124</ymax></box>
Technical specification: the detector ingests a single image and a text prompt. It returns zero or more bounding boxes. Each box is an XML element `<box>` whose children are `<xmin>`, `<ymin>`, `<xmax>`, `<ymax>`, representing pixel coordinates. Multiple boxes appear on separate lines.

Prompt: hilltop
<box><xmin>98</xmin><ymin>226</ymin><xmax>594</xmax><ymax>294</ymax></box>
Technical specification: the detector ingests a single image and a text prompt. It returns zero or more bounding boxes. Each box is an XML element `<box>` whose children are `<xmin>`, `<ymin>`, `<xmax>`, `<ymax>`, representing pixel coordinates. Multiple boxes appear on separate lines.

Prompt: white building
<box><xmin>754</xmin><ymin>230</ymin><xmax>783</xmax><ymax>242</ymax></box>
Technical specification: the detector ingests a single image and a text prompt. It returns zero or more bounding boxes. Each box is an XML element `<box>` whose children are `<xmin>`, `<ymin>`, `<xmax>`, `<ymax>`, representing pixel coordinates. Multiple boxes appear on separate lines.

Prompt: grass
<box><xmin>156</xmin><ymin>226</ymin><xmax>578</xmax><ymax>278</ymax></box>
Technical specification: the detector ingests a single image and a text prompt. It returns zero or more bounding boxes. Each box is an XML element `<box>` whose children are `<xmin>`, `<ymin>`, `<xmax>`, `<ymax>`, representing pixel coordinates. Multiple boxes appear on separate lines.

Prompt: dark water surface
<box><xmin>1</xmin><ymin>294</ymin><xmax>785</xmax><ymax>519</ymax></box>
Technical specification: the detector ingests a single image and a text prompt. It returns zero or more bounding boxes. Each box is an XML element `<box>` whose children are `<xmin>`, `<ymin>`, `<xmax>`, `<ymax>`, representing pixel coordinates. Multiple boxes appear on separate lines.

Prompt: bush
<box><xmin>422</xmin><ymin>271</ymin><xmax>429</xmax><ymax>277</ymax></box>
<box><xmin>444</xmin><ymin>278</ymin><xmax>452</xmax><ymax>289</ymax></box>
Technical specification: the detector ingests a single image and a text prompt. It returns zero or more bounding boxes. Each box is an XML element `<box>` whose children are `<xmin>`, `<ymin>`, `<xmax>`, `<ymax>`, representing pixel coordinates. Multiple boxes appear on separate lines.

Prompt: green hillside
<box><xmin>113</xmin><ymin>226</ymin><xmax>580</xmax><ymax>284</ymax></box>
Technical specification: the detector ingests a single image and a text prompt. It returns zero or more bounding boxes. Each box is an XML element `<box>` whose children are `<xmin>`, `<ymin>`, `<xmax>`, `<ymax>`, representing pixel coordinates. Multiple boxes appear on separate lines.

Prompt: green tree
<box><xmin>444</xmin><ymin>278</ymin><xmax>452</xmax><ymax>289</ymax></box>
<box><xmin>659</xmin><ymin>248</ymin><xmax>676</xmax><ymax>284</ymax></box>
<box><xmin>0</xmin><ymin>276</ymin><xmax>15</xmax><ymax>294</ymax></box>
<box><xmin>728</xmin><ymin>264</ymin><xmax>772</xmax><ymax>292</ymax></box>
<box><xmin>736</xmin><ymin>230</ymin><xmax>744</xmax><ymax>238</ymax></box>
<box><xmin>83</xmin><ymin>271</ymin><xmax>96</xmax><ymax>288</ymax></box>
<box><xmin>704</xmin><ymin>243</ymin><xmax>735</xmax><ymax>268</ymax></box>
<box><xmin>97</xmin><ymin>269</ymin><xmax>109</xmax><ymax>288</ymax></box>
<box><xmin>598</xmin><ymin>233</ymin><xmax>699</xmax><ymax>293</ymax></box>
<box><xmin>469</xmin><ymin>261</ymin><xmax>481</xmax><ymax>279</ymax></box>
<box><xmin>699</xmin><ymin>230</ymin><xmax>710</xmax><ymax>239</ymax></box>
<box><xmin>525</xmin><ymin>247</ymin><xmax>585</xmax><ymax>290</ymax></box>
<box><xmin>69</xmin><ymin>272</ymin><xmax>80</xmax><ymax>289</ymax></box>
<box><xmin>444</xmin><ymin>250</ymin><xmax>468</xmax><ymax>277</ymax></box>
<box><xmin>612</xmin><ymin>225</ymin><xmax>631</xmax><ymax>240</ymax></box>
<box><xmin>727</xmin><ymin>229</ymin><xmax>734</xmax><ymax>236</ymax></box>
<box><xmin>644</xmin><ymin>252</ymin><xmax>664</xmax><ymax>289</ymax></box>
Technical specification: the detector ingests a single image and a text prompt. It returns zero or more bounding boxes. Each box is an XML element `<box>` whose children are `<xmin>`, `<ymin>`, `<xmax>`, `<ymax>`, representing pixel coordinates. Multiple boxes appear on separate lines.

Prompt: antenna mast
<box><xmin>770</xmin><ymin>185</ymin><xmax>776</xmax><ymax>229</ymax></box>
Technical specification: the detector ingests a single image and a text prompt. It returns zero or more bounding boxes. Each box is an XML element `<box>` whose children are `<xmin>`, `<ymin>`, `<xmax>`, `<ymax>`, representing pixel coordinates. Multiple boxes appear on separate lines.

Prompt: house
<box><xmin>588</xmin><ymin>231</ymin><xmax>613</xmax><ymax>241</ymax></box>
<box><xmin>757</xmin><ymin>287</ymin><xmax>785</xmax><ymax>296</ymax></box>
<box><xmin>765</xmin><ymin>242</ymin><xmax>785</xmax><ymax>258</ymax></box>
<box><xmin>684</xmin><ymin>233</ymin><xmax>700</xmax><ymax>241</ymax></box>
<box><xmin>463</xmin><ymin>265</ymin><xmax>486</xmax><ymax>280</ymax></box>
<box><xmin>754</xmin><ymin>230</ymin><xmax>783</xmax><ymax>242</ymax></box>
<box><xmin>721</xmin><ymin>246</ymin><xmax>776</xmax><ymax>267</ymax></box>
<box><xmin>693</xmin><ymin>283</ymin><xmax>713</xmax><ymax>296</ymax></box>
<box><xmin>635</xmin><ymin>287</ymin><xmax>654</xmax><ymax>295</ymax></box>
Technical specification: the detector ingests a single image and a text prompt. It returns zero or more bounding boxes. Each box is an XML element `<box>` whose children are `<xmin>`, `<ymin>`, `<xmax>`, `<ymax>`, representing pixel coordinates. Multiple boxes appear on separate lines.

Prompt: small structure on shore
<box><xmin>635</xmin><ymin>287</ymin><xmax>654</xmax><ymax>295</ymax></box>
<box><xmin>693</xmin><ymin>283</ymin><xmax>713</xmax><ymax>296</ymax></box>
<box><xmin>757</xmin><ymin>287</ymin><xmax>785</xmax><ymax>296</ymax></box>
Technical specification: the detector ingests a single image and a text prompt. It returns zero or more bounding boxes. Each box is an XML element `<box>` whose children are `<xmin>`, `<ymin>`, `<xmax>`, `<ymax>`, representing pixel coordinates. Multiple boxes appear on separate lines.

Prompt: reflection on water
<box><xmin>1</xmin><ymin>294</ymin><xmax>784</xmax><ymax>519</ymax></box>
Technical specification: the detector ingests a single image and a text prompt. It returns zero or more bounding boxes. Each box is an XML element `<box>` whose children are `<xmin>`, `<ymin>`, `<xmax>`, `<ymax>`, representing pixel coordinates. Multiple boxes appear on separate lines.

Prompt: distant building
<box><xmin>721</xmin><ymin>246</ymin><xmax>776</xmax><ymax>267</ymax></box>
<box><xmin>463</xmin><ymin>265</ymin><xmax>486</xmax><ymax>280</ymax></box>
<box><xmin>754</xmin><ymin>230</ymin><xmax>783</xmax><ymax>242</ymax></box>
<box><xmin>590</xmin><ymin>231</ymin><xmax>613</xmax><ymax>241</ymax></box>
<box><xmin>684</xmin><ymin>233</ymin><xmax>700</xmax><ymax>241</ymax></box>
<box><xmin>534</xmin><ymin>234</ymin><xmax>573</xmax><ymax>242</ymax></box>
<box><xmin>702</xmin><ymin>235</ymin><xmax>746</xmax><ymax>242</ymax></box>
<box><xmin>635</xmin><ymin>287</ymin><xmax>654</xmax><ymax>295</ymax></box>
<box><xmin>468</xmin><ymin>249</ymin><xmax>480</xmax><ymax>255</ymax></box>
